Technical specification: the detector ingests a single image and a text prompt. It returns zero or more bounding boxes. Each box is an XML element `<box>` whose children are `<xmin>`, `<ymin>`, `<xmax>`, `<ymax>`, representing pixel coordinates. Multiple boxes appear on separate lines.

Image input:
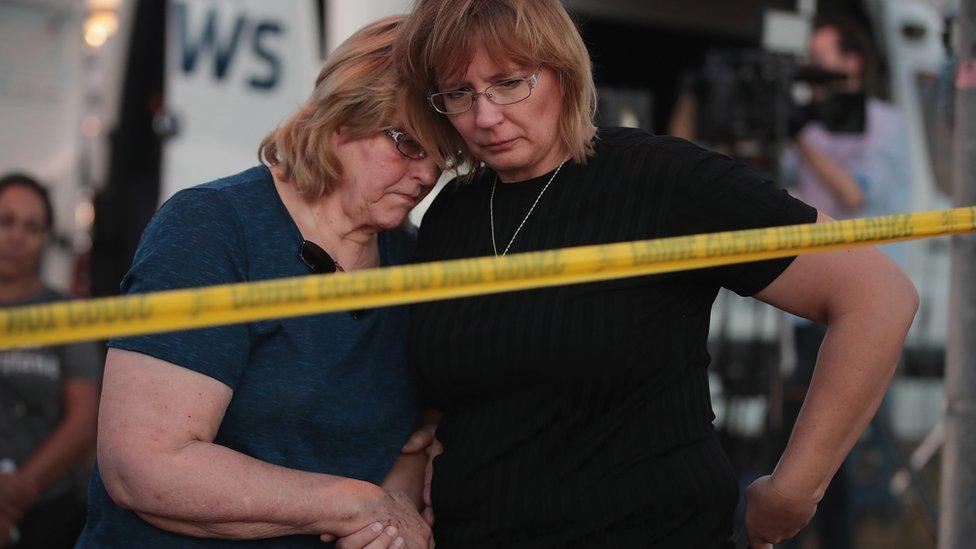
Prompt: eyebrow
<box><xmin>440</xmin><ymin>67</ymin><xmax>530</xmax><ymax>90</ymax></box>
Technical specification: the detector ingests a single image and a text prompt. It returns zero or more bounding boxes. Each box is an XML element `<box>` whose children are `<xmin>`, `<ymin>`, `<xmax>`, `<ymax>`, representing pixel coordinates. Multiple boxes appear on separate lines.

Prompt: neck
<box><xmin>312</xmin><ymin>196</ymin><xmax>380</xmax><ymax>270</ymax></box>
<box><xmin>273</xmin><ymin>172</ymin><xmax>379</xmax><ymax>271</ymax></box>
<box><xmin>0</xmin><ymin>275</ymin><xmax>43</xmax><ymax>304</ymax></box>
<box><xmin>496</xmin><ymin>150</ymin><xmax>572</xmax><ymax>184</ymax></box>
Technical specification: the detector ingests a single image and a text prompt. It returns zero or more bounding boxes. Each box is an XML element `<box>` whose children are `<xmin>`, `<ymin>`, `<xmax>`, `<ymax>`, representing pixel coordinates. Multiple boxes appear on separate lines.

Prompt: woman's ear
<box><xmin>331</xmin><ymin>124</ymin><xmax>351</xmax><ymax>146</ymax></box>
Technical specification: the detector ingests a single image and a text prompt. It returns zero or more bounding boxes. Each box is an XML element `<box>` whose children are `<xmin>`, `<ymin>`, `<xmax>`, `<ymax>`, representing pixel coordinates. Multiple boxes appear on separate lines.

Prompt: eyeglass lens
<box><xmin>397</xmin><ymin>138</ymin><xmax>426</xmax><ymax>159</ymax></box>
<box><xmin>432</xmin><ymin>78</ymin><xmax>533</xmax><ymax>114</ymax></box>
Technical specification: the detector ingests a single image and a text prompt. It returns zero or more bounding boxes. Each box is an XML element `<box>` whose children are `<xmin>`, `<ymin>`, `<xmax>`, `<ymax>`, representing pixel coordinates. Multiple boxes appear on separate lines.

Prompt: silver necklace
<box><xmin>490</xmin><ymin>160</ymin><xmax>566</xmax><ymax>256</ymax></box>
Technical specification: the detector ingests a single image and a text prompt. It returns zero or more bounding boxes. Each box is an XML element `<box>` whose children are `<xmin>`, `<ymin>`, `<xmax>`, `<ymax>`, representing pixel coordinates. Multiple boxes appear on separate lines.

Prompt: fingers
<box><xmin>401</xmin><ymin>425</ymin><xmax>437</xmax><ymax>454</ymax></box>
<box><xmin>422</xmin><ymin>467</ymin><xmax>432</xmax><ymax>509</ymax></box>
<box><xmin>744</xmin><ymin>475</ymin><xmax>815</xmax><ymax>547</ymax></box>
<box><xmin>363</xmin><ymin>527</ymin><xmax>404</xmax><ymax>549</ymax></box>
<box><xmin>333</xmin><ymin>522</ymin><xmax>403</xmax><ymax>549</ymax></box>
<box><xmin>384</xmin><ymin>493</ymin><xmax>432</xmax><ymax>548</ymax></box>
<box><xmin>422</xmin><ymin>439</ymin><xmax>442</xmax><ymax>509</ymax></box>
<box><xmin>422</xmin><ymin>506</ymin><xmax>435</xmax><ymax>526</ymax></box>
<box><xmin>429</xmin><ymin>439</ymin><xmax>443</xmax><ymax>456</ymax></box>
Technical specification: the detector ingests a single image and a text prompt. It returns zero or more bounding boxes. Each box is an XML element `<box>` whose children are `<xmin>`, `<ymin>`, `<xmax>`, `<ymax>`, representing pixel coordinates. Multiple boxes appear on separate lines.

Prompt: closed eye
<box><xmin>494</xmin><ymin>79</ymin><xmax>522</xmax><ymax>89</ymax></box>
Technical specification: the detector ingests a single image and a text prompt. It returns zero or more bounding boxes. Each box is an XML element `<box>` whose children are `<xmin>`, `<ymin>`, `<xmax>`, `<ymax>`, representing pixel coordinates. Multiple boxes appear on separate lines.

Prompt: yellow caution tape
<box><xmin>1</xmin><ymin>207</ymin><xmax>974</xmax><ymax>350</ymax></box>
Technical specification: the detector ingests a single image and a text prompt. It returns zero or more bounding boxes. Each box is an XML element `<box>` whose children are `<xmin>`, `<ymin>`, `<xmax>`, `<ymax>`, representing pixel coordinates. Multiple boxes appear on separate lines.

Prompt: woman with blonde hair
<box><xmin>396</xmin><ymin>1</ymin><xmax>918</xmax><ymax>547</ymax></box>
<box><xmin>76</xmin><ymin>15</ymin><xmax>436</xmax><ymax>549</ymax></box>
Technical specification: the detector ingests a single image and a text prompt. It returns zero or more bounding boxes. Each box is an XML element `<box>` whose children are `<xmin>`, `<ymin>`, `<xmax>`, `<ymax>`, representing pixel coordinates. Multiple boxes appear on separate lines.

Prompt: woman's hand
<box><xmin>326</xmin><ymin>490</ymin><xmax>430</xmax><ymax>549</ymax></box>
<box><xmin>744</xmin><ymin>475</ymin><xmax>818</xmax><ymax>548</ymax></box>
<box><xmin>401</xmin><ymin>424</ymin><xmax>436</xmax><ymax>455</ymax></box>
<box><xmin>422</xmin><ymin>437</ymin><xmax>442</xmax><ymax>525</ymax></box>
<box><xmin>335</xmin><ymin>522</ymin><xmax>405</xmax><ymax>549</ymax></box>
<box><xmin>397</xmin><ymin>409</ymin><xmax>443</xmax><ymax>526</ymax></box>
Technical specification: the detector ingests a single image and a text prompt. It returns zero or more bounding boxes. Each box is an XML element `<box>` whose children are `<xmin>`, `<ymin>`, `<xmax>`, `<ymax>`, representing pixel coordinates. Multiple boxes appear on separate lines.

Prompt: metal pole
<box><xmin>940</xmin><ymin>1</ymin><xmax>976</xmax><ymax>546</ymax></box>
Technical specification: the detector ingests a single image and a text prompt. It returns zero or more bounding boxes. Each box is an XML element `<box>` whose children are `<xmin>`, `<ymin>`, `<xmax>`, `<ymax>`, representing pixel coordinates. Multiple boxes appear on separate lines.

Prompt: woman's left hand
<box><xmin>400</xmin><ymin>411</ymin><xmax>442</xmax><ymax>455</ymax></box>
<box><xmin>396</xmin><ymin>410</ymin><xmax>443</xmax><ymax>526</ymax></box>
<box><xmin>744</xmin><ymin>475</ymin><xmax>817</xmax><ymax>548</ymax></box>
<box><xmin>0</xmin><ymin>472</ymin><xmax>38</xmax><ymax>522</ymax></box>
<box><xmin>421</xmin><ymin>437</ymin><xmax>442</xmax><ymax>526</ymax></box>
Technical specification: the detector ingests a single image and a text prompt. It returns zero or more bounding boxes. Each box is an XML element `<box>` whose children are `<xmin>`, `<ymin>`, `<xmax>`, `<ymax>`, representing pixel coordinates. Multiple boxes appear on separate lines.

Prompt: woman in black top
<box><xmin>395</xmin><ymin>1</ymin><xmax>919</xmax><ymax>547</ymax></box>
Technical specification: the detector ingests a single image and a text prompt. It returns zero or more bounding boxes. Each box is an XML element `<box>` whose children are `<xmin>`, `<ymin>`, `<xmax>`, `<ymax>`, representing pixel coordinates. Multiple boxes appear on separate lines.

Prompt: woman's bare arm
<box><xmin>745</xmin><ymin>211</ymin><xmax>918</xmax><ymax>546</ymax></box>
<box><xmin>12</xmin><ymin>379</ymin><xmax>98</xmax><ymax>513</ymax></box>
<box><xmin>97</xmin><ymin>349</ymin><xmax>423</xmax><ymax>542</ymax></box>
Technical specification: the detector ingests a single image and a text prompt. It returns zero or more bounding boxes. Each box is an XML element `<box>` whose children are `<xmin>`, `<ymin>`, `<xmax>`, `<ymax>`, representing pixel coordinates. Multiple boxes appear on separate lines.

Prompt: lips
<box><xmin>390</xmin><ymin>192</ymin><xmax>420</xmax><ymax>205</ymax></box>
<box><xmin>482</xmin><ymin>137</ymin><xmax>519</xmax><ymax>152</ymax></box>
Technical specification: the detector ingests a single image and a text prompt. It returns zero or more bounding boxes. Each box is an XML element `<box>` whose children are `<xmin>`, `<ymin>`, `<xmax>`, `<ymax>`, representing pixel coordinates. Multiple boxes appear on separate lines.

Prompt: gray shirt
<box><xmin>0</xmin><ymin>286</ymin><xmax>102</xmax><ymax>501</ymax></box>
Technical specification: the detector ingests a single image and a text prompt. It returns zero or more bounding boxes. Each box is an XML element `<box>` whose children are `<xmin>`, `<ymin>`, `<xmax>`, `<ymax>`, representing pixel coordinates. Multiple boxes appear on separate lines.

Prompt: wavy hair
<box><xmin>258</xmin><ymin>15</ymin><xmax>408</xmax><ymax>197</ymax></box>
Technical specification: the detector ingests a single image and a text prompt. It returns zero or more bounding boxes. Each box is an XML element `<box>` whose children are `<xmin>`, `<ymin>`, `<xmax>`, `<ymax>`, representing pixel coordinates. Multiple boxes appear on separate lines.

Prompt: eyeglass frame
<box><xmin>427</xmin><ymin>66</ymin><xmax>544</xmax><ymax>115</ymax></box>
<box><xmin>385</xmin><ymin>128</ymin><xmax>427</xmax><ymax>160</ymax></box>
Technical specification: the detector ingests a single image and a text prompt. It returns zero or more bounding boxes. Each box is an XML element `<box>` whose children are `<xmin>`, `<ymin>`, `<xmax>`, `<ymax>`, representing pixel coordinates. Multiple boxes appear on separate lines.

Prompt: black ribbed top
<box><xmin>408</xmin><ymin>128</ymin><xmax>818</xmax><ymax>547</ymax></box>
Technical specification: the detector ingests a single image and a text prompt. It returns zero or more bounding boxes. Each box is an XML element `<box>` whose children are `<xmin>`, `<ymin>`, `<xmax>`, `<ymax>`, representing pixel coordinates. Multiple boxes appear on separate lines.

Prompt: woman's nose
<box><xmin>416</xmin><ymin>158</ymin><xmax>439</xmax><ymax>187</ymax></box>
<box><xmin>472</xmin><ymin>95</ymin><xmax>504</xmax><ymax>129</ymax></box>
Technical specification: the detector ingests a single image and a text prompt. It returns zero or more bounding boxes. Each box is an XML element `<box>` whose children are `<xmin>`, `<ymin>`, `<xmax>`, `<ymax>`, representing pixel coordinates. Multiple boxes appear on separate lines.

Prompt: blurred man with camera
<box><xmin>786</xmin><ymin>15</ymin><xmax>910</xmax><ymax>246</ymax></box>
<box><xmin>781</xmin><ymin>14</ymin><xmax>912</xmax><ymax>549</ymax></box>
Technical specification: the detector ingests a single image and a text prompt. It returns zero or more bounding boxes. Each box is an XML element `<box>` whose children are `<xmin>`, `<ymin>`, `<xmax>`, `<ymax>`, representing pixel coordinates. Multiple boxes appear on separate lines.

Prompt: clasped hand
<box><xmin>745</xmin><ymin>475</ymin><xmax>818</xmax><ymax>548</ymax></box>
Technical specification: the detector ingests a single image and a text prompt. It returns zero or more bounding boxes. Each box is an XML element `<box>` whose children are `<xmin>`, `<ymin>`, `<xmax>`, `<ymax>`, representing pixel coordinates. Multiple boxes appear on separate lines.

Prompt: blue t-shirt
<box><xmin>76</xmin><ymin>166</ymin><xmax>420</xmax><ymax>548</ymax></box>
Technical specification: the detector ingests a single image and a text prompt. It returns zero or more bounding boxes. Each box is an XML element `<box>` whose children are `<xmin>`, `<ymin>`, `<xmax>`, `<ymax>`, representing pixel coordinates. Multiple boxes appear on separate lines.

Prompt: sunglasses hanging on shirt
<box><xmin>299</xmin><ymin>240</ymin><xmax>364</xmax><ymax>320</ymax></box>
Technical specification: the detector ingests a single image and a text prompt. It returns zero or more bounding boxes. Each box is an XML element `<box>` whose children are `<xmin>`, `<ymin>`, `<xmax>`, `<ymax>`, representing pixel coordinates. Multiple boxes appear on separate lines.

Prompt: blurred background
<box><xmin>0</xmin><ymin>0</ymin><xmax>967</xmax><ymax>547</ymax></box>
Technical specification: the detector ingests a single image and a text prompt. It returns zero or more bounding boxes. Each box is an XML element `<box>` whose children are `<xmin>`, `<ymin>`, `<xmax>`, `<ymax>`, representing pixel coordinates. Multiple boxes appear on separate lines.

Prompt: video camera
<box><xmin>691</xmin><ymin>49</ymin><xmax>865</xmax><ymax>151</ymax></box>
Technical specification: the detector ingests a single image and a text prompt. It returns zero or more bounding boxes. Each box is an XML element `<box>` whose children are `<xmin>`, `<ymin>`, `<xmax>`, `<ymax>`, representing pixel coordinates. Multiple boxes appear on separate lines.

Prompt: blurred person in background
<box><xmin>780</xmin><ymin>15</ymin><xmax>912</xmax><ymax>549</ymax></box>
<box><xmin>785</xmin><ymin>14</ymin><xmax>910</xmax><ymax>244</ymax></box>
<box><xmin>396</xmin><ymin>1</ymin><xmax>918</xmax><ymax>547</ymax></box>
<box><xmin>0</xmin><ymin>173</ymin><xmax>101</xmax><ymax>548</ymax></box>
<box><xmin>76</xmin><ymin>16</ymin><xmax>438</xmax><ymax>549</ymax></box>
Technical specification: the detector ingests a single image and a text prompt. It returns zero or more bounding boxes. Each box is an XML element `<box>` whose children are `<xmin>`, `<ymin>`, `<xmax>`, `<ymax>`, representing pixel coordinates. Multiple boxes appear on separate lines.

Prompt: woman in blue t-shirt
<box><xmin>77</xmin><ymin>16</ymin><xmax>438</xmax><ymax>549</ymax></box>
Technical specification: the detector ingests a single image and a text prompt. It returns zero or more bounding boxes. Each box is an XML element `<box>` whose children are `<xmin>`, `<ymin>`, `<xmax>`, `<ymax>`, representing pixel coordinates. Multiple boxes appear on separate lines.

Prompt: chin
<box><xmin>374</xmin><ymin>212</ymin><xmax>411</xmax><ymax>230</ymax></box>
<box><xmin>482</xmin><ymin>151</ymin><xmax>530</xmax><ymax>176</ymax></box>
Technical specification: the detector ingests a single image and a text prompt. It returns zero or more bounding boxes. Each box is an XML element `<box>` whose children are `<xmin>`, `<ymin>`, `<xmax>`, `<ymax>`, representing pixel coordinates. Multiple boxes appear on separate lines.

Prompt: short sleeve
<box><xmin>108</xmin><ymin>188</ymin><xmax>251</xmax><ymax>389</ymax></box>
<box><xmin>61</xmin><ymin>341</ymin><xmax>102</xmax><ymax>384</ymax></box>
<box><xmin>664</xmin><ymin>141</ymin><xmax>818</xmax><ymax>296</ymax></box>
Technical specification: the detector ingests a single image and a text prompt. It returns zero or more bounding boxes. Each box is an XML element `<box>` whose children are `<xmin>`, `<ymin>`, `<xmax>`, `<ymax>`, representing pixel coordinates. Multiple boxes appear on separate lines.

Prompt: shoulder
<box><xmin>160</xmin><ymin>166</ymin><xmax>272</xmax><ymax>220</ymax></box>
<box><xmin>867</xmin><ymin>98</ymin><xmax>906</xmax><ymax>128</ymax></box>
<box><xmin>867</xmin><ymin>97</ymin><xmax>901</xmax><ymax>116</ymax></box>
<box><xmin>589</xmin><ymin>127</ymin><xmax>719</xmax><ymax>182</ymax></box>
<box><xmin>589</xmin><ymin>127</ymin><xmax>738</xmax><ymax>190</ymax></box>
<box><xmin>593</xmin><ymin>127</ymin><xmax>705</xmax><ymax>159</ymax></box>
<box><xmin>383</xmin><ymin>226</ymin><xmax>418</xmax><ymax>265</ymax></box>
<box><xmin>418</xmin><ymin>172</ymin><xmax>488</xmax><ymax>227</ymax></box>
<box><xmin>149</xmin><ymin>165</ymin><xmax>276</xmax><ymax>239</ymax></box>
<box><xmin>865</xmin><ymin>99</ymin><xmax>907</xmax><ymax>149</ymax></box>
<box><xmin>132</xmin><ymin>168</ymin><xmax>275</xmax><ymax>273</ymax></box>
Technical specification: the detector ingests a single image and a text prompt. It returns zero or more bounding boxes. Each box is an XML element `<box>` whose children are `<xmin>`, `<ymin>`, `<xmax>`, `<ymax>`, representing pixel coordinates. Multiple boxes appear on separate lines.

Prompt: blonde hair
<box><xmin>395</xmin><ymin>0</ymin><xmax>598</xmax><ymax>174</ymax></box>
<box><xmin>258</xmin><ymin>15</ymin><xmax>406</xmax><ymax>197</ymax></box>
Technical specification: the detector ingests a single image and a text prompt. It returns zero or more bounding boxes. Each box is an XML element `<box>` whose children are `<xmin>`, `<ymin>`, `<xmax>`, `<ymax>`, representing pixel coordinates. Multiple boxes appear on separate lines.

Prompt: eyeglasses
<box><xmin>300</xmin><ymin>240</ymin><xmax>363</xmax><ymax>319</ymax></box>
<box><xmin>428</xmin><ymin>67</ymin><xmax>543</xmax><ymax>115</ymax></box>
<box><xmin>385</xmin><ymin>128</ymin><xmax>427</xmax><ymax>160</ymax></box>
